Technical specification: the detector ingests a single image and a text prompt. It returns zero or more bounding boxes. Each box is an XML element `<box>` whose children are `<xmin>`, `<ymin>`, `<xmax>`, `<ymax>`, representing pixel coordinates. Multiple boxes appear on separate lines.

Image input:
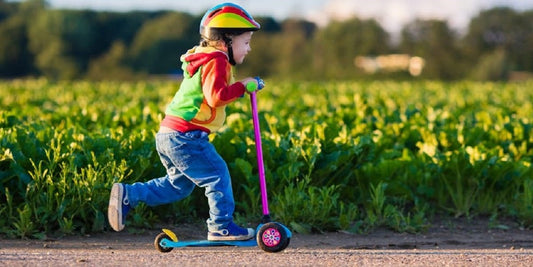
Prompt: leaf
<box><xmin>289</xmin><ymin>221</ymin><xmax>311</xmax><ymax>234</ymax></box>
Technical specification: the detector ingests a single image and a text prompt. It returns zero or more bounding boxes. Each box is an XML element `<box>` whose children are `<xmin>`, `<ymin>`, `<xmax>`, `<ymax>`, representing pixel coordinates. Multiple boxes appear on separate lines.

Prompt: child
<box><xmin>107</xmin><ymin>2</ymin><xmax>263</xmax><ymax>241</ymax></box>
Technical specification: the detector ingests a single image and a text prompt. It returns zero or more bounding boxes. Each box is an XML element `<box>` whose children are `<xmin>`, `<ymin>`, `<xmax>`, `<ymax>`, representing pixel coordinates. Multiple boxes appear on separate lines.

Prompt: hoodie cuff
<box><xmin>229</xmin><ymin>82</ymin><xmax>246</xmax><ymax>98</ymax></box>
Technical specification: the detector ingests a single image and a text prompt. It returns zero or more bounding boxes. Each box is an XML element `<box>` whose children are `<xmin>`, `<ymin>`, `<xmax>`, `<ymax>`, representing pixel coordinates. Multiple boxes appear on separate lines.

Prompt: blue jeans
<box><xmin>125</xmin><ymin>130</ymin><xmax>235</xmax><ymax>232</ymax></box>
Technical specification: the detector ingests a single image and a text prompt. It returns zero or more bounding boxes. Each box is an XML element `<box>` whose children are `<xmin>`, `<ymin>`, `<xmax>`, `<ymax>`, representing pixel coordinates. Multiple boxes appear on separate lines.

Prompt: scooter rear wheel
<box><xmin>154</xmin><ymin>232</ymin><xmax>173</xmax><ymax>253</ymax></box>
<box><xmin>257</xmin><ymin>222</ymin><xmax>290</xmax><ymax>252</ymax></box>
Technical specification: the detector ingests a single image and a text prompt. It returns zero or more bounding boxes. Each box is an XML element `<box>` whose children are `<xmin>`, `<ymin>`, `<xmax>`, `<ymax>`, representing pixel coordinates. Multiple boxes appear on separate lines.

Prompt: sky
<box><xmin>45</xmin><ymin>0</ymin><xmax>533</xmax><ymax>34</ymax></box>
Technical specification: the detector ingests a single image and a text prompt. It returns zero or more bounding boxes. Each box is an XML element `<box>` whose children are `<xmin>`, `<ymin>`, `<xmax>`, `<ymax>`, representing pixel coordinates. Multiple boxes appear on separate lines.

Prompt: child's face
<box><xmin>231</xmin><ymin>32</ymin><xmax>253</xmax><ymax>64</ymax></box>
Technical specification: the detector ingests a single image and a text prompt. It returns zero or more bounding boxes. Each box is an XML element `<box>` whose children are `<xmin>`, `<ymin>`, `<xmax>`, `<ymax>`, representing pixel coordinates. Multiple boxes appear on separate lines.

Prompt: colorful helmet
<box><xmin>200</xmin><ymin>2</ymin><xmax>260</xmax><ymax>38</ymax></box>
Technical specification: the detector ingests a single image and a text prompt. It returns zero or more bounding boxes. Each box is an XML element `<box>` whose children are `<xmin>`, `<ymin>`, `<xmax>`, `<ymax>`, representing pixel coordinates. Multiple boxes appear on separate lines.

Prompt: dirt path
<box><xmin>1</xmin><ymin>220</ymin><xmax>533</xmax><ymax>266</ymax></box>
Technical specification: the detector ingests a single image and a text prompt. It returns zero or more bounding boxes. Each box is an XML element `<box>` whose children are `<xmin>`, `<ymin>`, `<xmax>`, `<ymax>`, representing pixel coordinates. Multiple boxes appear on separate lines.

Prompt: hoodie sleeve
<box><xmin>201</xmin><ymin>56</ymin><xmax>246</xmax><ymax>107</ymax></box>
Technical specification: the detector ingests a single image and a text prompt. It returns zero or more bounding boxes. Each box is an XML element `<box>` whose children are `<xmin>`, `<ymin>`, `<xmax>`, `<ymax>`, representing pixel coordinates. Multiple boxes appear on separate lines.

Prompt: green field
<box><xmin>1</xmin><ymin>79</ymin><xmax>532</xmax><ymax>238</ymax></box>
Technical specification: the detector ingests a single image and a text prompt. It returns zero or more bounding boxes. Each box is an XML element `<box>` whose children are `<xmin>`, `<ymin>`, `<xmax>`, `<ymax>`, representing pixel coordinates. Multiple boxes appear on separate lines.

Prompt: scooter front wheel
<box><xmin>257</xmin><ymin>222</ymin><xmax>290</xmax><ymax>253</ymax></box>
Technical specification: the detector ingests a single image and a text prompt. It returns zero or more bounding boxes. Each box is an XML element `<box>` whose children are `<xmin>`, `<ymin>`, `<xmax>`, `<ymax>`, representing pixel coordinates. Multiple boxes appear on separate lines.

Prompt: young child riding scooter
<box><xmin>107</xmin><ymin>2</ymin><xmax>263</xmax><ymax>241</ymax></box>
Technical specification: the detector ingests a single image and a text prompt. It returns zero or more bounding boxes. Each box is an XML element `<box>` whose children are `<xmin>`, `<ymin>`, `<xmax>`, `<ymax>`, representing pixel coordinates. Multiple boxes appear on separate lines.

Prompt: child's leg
<box><xmin>156</xmin><ymin>130</ymin><xmax>236</xmax><ymax>232</ymax></box>
<box><xmin>108</xmin><ymin>132</ymin><xmax>196</xmax><ymax>231</ymax></box>
<box><xmin>125</xmin><ymin>131</ymin><xmax>198</xmax><ymax>207</ymax></box>
<box><xmin>108</xmin><ymin>173</ymin><xmax>194</xmax><ymax>232</ymax></box>
<box><xmin>181</xmin><ymin>142</ymin><xmax>254</xmax><ymax>240</ymax></box>
<box><xmin>125</xmin><ymin>173</ymin><xmax>195</xmax><ymax>207</ymax></box>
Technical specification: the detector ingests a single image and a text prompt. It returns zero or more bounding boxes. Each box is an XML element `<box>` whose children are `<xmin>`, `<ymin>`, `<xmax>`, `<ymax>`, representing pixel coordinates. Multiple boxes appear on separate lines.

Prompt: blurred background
<box><xmin>1</xmin><ymin>0</ymin><xmax>532</xmax><ymax>81</ymax></box>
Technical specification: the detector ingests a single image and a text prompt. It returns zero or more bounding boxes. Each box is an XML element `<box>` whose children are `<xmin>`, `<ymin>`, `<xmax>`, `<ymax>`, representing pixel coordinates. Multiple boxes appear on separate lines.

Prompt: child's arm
<box><xmin>201</xmin><ymin>57</ymin><xmax>246</xmax><ymax>107</ymax></box>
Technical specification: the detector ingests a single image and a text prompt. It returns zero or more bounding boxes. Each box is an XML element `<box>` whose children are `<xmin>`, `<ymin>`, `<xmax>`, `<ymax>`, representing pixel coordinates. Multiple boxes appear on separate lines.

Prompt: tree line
<box><xmin>1</xmin><ymin>0</ymin><xmax>532</xmax><ymax>81</ymax></box>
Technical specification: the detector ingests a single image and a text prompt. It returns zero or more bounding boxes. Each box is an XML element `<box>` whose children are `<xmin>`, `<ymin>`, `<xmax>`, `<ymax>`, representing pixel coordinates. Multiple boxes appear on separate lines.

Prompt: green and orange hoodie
<box><xmin>160</xmin><ymin>46</ymin><xmax>246</xmax><ymax>133</ymax></box>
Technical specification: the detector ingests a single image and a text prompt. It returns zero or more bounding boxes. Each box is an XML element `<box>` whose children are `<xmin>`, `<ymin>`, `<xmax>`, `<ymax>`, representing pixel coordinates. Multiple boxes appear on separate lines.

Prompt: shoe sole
<box><xmin>108</xmin><ymin>183</ymin><xmax>124</xmax><ymax>232</ymax></box>
<box><xmin>207</xmin><ymin>229</ymin><xmax>255</xmax><ymax>241</ymax></box>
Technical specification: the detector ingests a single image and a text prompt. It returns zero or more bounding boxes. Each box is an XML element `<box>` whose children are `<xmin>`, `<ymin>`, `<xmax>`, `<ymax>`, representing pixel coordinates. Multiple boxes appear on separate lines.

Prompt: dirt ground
<box><xmin>1</xmin><ymin>218</ymin><xmax>532</xmax><ymax>266</ymax></box>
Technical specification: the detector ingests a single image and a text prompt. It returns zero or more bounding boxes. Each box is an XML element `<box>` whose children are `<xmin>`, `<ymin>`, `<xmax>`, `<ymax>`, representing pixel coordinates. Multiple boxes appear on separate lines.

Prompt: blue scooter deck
<box><xmin>160</xmin><ymin>238</ymin><xmax>257</xmax><ymax>248</ymax></box>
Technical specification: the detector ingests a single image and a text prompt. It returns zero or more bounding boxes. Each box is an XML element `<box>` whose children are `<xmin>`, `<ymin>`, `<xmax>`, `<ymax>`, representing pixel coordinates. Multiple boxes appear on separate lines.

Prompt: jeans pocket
<box><xmin>184</xmin><ymin>130</ymin><xmax>209</xmax><ymax>140</ymax></box>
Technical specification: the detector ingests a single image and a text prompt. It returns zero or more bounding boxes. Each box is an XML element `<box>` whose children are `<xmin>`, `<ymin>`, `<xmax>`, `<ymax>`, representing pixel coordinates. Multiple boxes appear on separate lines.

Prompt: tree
<box><xmin>94</xmin><ymin>11</ymin><xmax>162</xmax><ymax>54</ymax></box>
<box><xmin>0</xmin><ymin>0</ymin><xmax>46</xmax><ymax>77</ymax></box>
<box><xmin>523</xmin><ymin>10</ymin><xmax>533</xmax><ymax>71</ymax></box>
<box><xmin>463</xmin><ymin>7</ymin><xmax>533</xmax><ymax>78</ymax></box>
<box><xmin>272</xmin><ymin>19</ymin><xmax>316</xmax><ymax>79</ymax></box>
<box><xmin>27</xmin><ymin>9</ymin><xmax>98</xmax><ymax>79</ymax></box>
<box><xmin>0</xmin><ymin>0</ymin><xmax>17</xmax><ymax>22</ymax></box>
<box><xmin>313</xmin><ymin>17</ymin><xmax>390</xmax><ymax>79</ymax></box>
<box><xmin>128</xmin><ymin>12</ymin><xmax>198</xmax><ymax>74</ymax></box>
<box><xmin>0</xmin><ymin>15</ymin><xmax>33</xmax><ymax>77</ymax></box>
<box><xmin>255</xmin><ymin>16</ymin><xmax>282</xmax><ymax>33</ymax></box>
<box><xmin>470</xmin><ymin>48</ymin><xmax>509</xmax><ymax>81</ymax></box>
<box><xmin>400</xmin><ymin>19</ymin><xmax>463</xmax><ymax>80</ymax></box>
<box><xmin>86</xmin><ymin>41</ymin><xmax>136</xmax><ymax>80</ymax></box>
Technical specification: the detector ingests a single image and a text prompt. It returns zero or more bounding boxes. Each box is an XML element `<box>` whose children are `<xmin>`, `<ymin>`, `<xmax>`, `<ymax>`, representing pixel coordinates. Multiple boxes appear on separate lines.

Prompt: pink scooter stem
<box><xmin>250</xmin><ymin>91</ymin><xmax>270</xmax><ymax>217</ymax></box>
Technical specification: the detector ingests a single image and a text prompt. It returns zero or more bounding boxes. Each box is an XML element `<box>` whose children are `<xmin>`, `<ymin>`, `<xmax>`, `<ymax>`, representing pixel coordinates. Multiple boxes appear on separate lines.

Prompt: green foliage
<box><xmin>470</xmin><ymin>48</ymin><xmax>509</xmax><ymax>80</ymax></box>
<box><xmin>515</xmin><ymin>179</ymin><xmax>533</xmax><ymax>226</ymax></box>
<box><xmin>0</xmin><ymin>79</ymin><xmax>532</xmax><ymax>239</ymax></box>
<box><xmin>273</xmin><ymin>178</ymin><xmax>342</xmax><ymax>233</ymax></box>
<box><xmin>86</xmin><ymin>41</ymin><xmax>137</xmax><ymax>80</ymax></box>
<box><xmin>27</xmin><ymin>9</ymin><xmax>98</xmax><ymax>79</ymax></box>
<box><xmin>12</xmin><ymin>204</ymin><xmax>36</xmax><ymax>238</ymax></box>
<box><xmin>2</xmin><ymin>4</ymin><xmax>533</xmax><ymax>80</ymax></box>
<box><xmin>314</xmin><ymin>17</ymin><xmax>390</xmax><ymax>79</ymax></box>
<box><xmin>0</xmin><ymin>15</ymin><xmax>33</xmax><ymax>76</ymax></box>
<box><xmin>129</xmin><ymin>12</ymin><xmax>198</xmax><ymax>73</ymax></box>
<box><xmin>0</xmin><ymin>79</ymin><xmax>166</xmax><ymax>237</ymax></box>
<box><xmin>400</xmin><ymin>19</ymin><xmax>465</xmax><ymax>80</ymax></box>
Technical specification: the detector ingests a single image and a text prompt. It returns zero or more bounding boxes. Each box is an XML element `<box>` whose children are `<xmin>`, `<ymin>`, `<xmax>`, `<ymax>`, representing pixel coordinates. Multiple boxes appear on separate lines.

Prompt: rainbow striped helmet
<box><xmin>200</xmin><ymin>2</ymin><xmax>260</xmax><ymax>38</ymax></box>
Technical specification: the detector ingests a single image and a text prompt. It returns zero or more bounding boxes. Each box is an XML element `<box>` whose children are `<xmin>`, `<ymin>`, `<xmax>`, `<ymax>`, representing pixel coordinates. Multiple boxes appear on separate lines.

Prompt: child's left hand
<box><xmin>242</xmin><ymin>77</ymin><xmax>265</xmax><ymax>93</ymax></box>
<box><xmin>254</xmin><ymin>77</ymin><xmax>265</xmax><ymax>90</ymax></box>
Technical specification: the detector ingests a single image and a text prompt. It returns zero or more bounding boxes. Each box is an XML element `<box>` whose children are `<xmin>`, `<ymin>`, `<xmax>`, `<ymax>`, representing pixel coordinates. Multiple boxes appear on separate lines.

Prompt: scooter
<box><xmin>154</xmin><ymin>78</ymin><xmax>292</xmax><ymax>253</ymax></box>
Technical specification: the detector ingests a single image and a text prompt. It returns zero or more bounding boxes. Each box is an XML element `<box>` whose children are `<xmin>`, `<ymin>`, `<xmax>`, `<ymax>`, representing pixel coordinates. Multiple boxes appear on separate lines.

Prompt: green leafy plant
<box><xmin>1</xmin><ymin>79</ymin><xmax>532</xmax><ymax>237</ymax></box>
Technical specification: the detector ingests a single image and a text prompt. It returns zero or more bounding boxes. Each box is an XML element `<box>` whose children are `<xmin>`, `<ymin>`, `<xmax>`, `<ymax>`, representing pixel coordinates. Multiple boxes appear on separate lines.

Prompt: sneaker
<box><xmin>107</xmin><ymin>183</ymin><xmax>130</xmax><ymax>232</ymax></box>
<box><xmin>207</xmin><ymin>222</ymin><xmax>255</xmax><ymax>241</ymax></box>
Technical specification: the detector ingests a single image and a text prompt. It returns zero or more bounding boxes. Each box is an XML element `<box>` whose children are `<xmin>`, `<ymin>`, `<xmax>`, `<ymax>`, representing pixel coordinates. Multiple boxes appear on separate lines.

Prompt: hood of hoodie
<box><xmin>181</xmin><ymin>46</ymin><xmax>228</xmax><ymax>77</ymax></box>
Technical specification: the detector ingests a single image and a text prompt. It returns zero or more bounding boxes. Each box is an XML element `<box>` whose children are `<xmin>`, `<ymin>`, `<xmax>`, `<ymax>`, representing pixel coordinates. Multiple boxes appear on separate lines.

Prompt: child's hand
<box><xmin>243</xmin><ymin>77</ymin><xmax>265</xmax><ymax>93</ymax></box>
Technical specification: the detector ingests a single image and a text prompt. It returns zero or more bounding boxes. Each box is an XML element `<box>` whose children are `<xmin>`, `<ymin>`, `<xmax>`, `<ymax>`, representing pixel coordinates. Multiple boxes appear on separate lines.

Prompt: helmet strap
<box><xmin>223</xmin><ymin>35</ymin><xmax>236</xmax><ymax>65</ymax></box>
<box><xmin>227</xmin><ymin>45</ymin><xmax>236</xmax><ymax>66</ymax></box>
